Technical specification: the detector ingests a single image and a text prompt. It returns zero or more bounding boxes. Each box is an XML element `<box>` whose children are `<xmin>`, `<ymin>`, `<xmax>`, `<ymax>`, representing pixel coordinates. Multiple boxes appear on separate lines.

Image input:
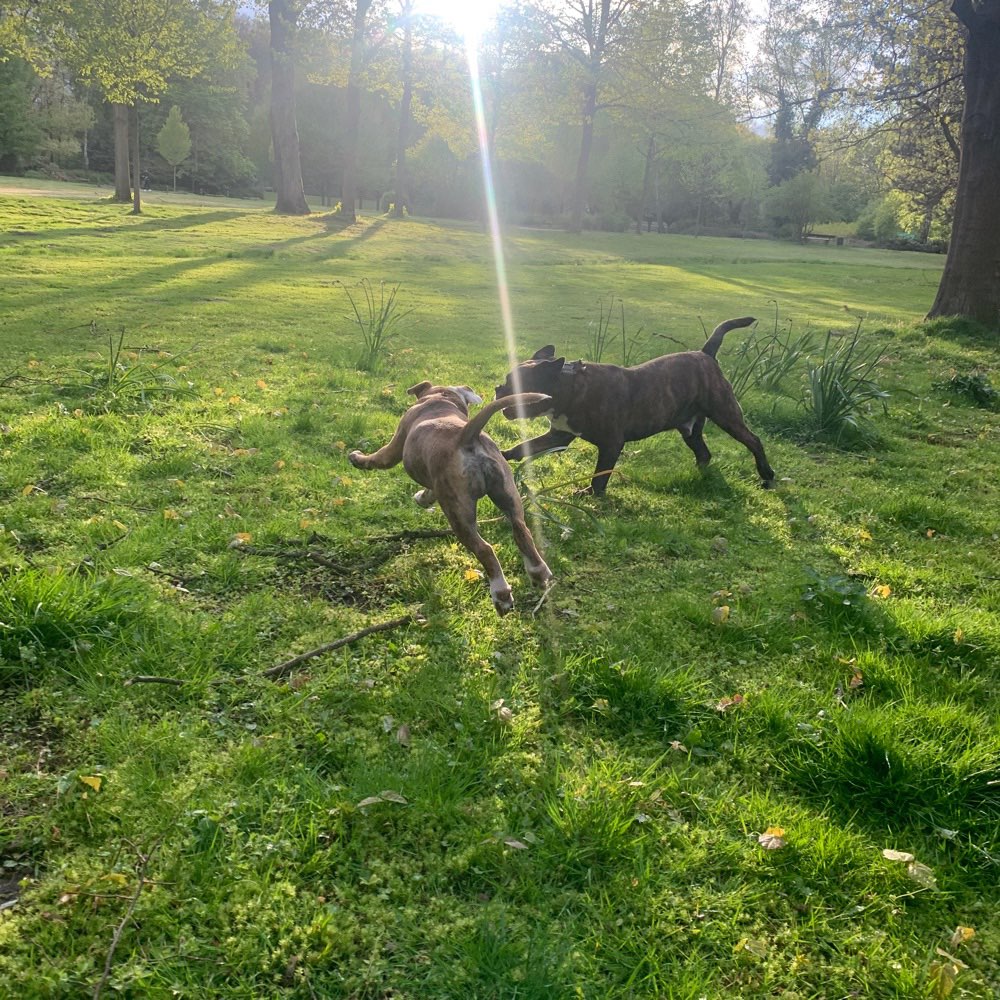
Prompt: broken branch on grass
<box><xmin>235</xmin><ymin>544</ymin><xmax>351</xmax><ymax>573</ymax></box>
<box><xmin>263</xmin><ymin>614</ymin><xmax>416</xmax><ymax>680</ymax></box>
<box><xmin>92</xmin><ymin>836</ymin><xmax>163</xmax><ymax>1000</ymax></box>
<box><xmin>124</xmin><ymin>675</ymin><xmax>187</xmax><ymax>687</ymax></box>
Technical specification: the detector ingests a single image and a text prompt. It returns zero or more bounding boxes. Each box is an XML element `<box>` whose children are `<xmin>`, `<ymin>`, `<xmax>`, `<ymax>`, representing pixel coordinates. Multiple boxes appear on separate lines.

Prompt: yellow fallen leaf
<box><xmin>953</xmin><ymin>628</ymin><xmax>964</xmax><ymax>645</ymax></box>
<box><xmin>334</xmin><ymin>441</ymin><xmax>346</xmax><ymax>451</ymax></box>
<box><xmin>163</xmin><ymin>509</ymin><xmax>180</xmax><ymax>520</ymax></box>
<box><xmin>256</xmin><ymin>379</ymin><xmax>267</xmax><ymax>390</ymax></box>
<box><xmin>233</xmin><ymin>532</ymin><xmax>252</xmax><ymax>543</ymax></box>
<box><xmin>214</xmin><ymin>387</ymin><xmax>224</xmax><ymax>396</ymax></box>
<box><xmin>73</xmin><ymin>408</ymin><xmax>84</xmax><ymax>418</ymax></box>
<box><xmin>79</xmin><ymin>775</ymin><xmax>102</xmax><ymax>792</ymax></box>
<box><xmin>299</xmin><ymin>519</ymin><xmax>311</xmax><ymax>530</ymax></box>
<box><xmin>101</xmin><ymin>872</ymin><xmax>128</xmax><ymax>886</ymax></box>
<box><xmin>711</xmin><ymin>605</ymin><xmax>730</xmax><ymax>624</ymax></box>
<box><xmin>228</xmin><ymin>395</ymin><xmax>242</xmax><ymax>405</ymax></box>
<box><xmin>859</xmin><ymin>528</ymin><xmax>872</xmax><ymax>541</ymax></box>
<box><xmin>873</xmin><ymin>584</ymin><xmax>891</xmax><ymax>598</ymax></box>
<box><xmin>715</xmin><ymin>693</ymin><xmax>744</xmax><ymax>712</ymax></box>
<box><xmin>882</xmin><ymin>848</ymin><xmax>915</xmax><ymax>862</ymax></box>
<box><xmin>464</xmin><ymin>568</ymin><xmax>482</xmax><ymax>582</ymax></box>
<box><xmin>21</xmin><ymin>484</ymin><xmax>35</xmax><ymax>496</ymax></box>
<box><xmin>949</xmin><ymin>925</ymin><xmax>975</xmax><ymax>949</ymax></box>
<box><xmin>275</xmin><ymin>460</ymin><xmax>286</xmax><ymax>470</ymax></box>
<box><xmin>112</xmin><ymin>520</ymin><xmax>128</xmax><ymax>532</ymax></box>
<box><xmin>758</xmin><ymin>826</ymin><xmax>786</xmax><ymax>850</ymax></box>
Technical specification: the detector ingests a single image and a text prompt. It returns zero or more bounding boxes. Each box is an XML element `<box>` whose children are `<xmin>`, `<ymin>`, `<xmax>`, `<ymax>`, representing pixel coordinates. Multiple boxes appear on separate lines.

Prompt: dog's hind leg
<box><xmin>678</xmin><ymin>416</ymin><xmax>712</xmax><ymax>468</ymax></box>
<box><xmin>706</xmin><ymin>397</ymin><xmax>775</xmax><ymax>486</ymax></box>
<box><xmin>441</xmin><ymin>496</ymin><xmax>515</xmax><ymax>615</ymax></box>
<box><xmin>348</xmin><ymin>424</ymin><xmax>407</xmax><ymax>470</ymax></box>
<box><xmin>487</xmin><ymin>482</ymin><xmax>553</xmax><ymax>589</ymax></box>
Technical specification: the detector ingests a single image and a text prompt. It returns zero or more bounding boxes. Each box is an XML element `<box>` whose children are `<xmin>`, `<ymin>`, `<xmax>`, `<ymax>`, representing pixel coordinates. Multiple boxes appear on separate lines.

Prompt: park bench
<box><xmin>803</xmin><ymin>232</ymin><xmax>845</xmax><ymax>246</ymax></box>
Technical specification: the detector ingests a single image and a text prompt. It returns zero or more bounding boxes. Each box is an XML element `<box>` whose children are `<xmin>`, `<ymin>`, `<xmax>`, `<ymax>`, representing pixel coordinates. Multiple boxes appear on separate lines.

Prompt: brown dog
<box><xmin>494</xmin><ymin>316</ymin><xmax>775</xmax><ymax>495</ymax></box>
<box><xmin>349</xmin><ymin>382</ymin><xmax>553</xmax><ymax>615</ymax></box>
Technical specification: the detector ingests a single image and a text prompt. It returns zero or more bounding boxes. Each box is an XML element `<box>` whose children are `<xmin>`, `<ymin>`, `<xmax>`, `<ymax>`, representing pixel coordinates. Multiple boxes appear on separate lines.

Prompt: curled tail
<box><xmin>459</xmin><ymin>393</ymin><xmax>550</xmax><ymax>447</ymax></box>
<box><xmin>701</xmin><ymin>316</ymin><xmax>756</xmax><ymax>358</ymax></box>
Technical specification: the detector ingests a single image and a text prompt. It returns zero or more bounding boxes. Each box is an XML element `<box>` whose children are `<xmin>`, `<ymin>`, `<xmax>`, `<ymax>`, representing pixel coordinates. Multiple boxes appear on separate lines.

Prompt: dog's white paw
<box><xmin>413</xmin><ymin>488</ymin><xmax>436</xmax><ymax>509</ymax></box>
<box><xmin>348</xmin><ymin>450</ymin><xmax>365</xmax><ymax>468</ymax></box>
<box><xmin>489</xmin><ymin>577</ymin><xmax>514</xmax><ymax>615</ymax></box>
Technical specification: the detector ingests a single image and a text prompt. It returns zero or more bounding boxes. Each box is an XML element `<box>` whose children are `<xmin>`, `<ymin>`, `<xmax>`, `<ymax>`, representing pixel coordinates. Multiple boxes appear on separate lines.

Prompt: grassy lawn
<box><xmin>1</xmin><ymin>189</ymin><xmax>998</xmax><ymax>998</ymax></box>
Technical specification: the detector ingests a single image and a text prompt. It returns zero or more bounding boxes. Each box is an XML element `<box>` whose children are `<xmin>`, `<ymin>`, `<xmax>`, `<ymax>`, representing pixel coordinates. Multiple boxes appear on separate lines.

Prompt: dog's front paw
<box><xmin>348</xmin><ymin>450</ymin><xmax>366</xmax><ymax>468</ymax></box>
<box><xmin>413</xmin><ymin>488</ymin><xmax>436</xmax><ymax>509</ymax></box>
<box><xmin>489</xmin><ymin>580</ymin><xmax>515</xmax><ymax>616</ymax></box>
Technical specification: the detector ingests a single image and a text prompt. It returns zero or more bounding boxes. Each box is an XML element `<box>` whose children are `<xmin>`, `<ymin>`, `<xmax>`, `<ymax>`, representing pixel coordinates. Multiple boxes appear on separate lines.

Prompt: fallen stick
<box><xmin>124</xmin><ymin>675</ymin><xmax>186</xmax><ymax>687</ymax></box>
<box><xmin>93</xmin><ymin>837</ymin><xmax>162</xmax><ymax>1000</ymax></box>
<box><xmin>263</xmin><ymin>614</ymin><xmax>415</xmax><ymax>680</ymax></box>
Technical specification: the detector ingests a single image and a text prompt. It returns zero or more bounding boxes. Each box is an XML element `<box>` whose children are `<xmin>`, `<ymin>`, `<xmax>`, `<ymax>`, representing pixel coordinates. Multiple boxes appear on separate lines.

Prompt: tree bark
<box><xmin>636</xmin><ymin>135</ymin><xmax>654</xmax><ymax>234</ymax></box>
<box><xmin>570</xmin><ymin>79</ymin><xmax>597</xmax><ymax>233</ymax></box>
<box><xmin>927</xmin><ymin>0</ymin><xmax>1000</xmax><ymax>327</ymax></box>
<box><xmin>113</xmin><ymin>103</ymin><xmax>131</xmax><ymax>202</ymax></box>
<box><xmin>130</xmin><ymin>102</ymin><xmax>142</xmax><ymax>215</ymax></box>
<box><xmin>392</xmin><ymin>2</ymin><xmax>414</xmax><ymax>218</ymax></box>
<box><xmin>340</xmin><ymin>1</ymin><xmax>372</xmax><ymax>224</ymax></box>
<box><xmin>269</xmin><ymin>0</ymin><xmax>310</xmax><ymax>215</ymax></box>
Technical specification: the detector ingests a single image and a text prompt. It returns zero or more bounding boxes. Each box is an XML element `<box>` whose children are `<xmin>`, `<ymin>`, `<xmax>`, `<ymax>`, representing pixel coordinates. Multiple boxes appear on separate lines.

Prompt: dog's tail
<box><xmin>701</xmin><ymin>316</ymin><xmax>756</xmax><ymax>358</ymax></box>
<box><xmin>459</xmin><ymin>393</ymin><xmax>550</xmax><ymax>447</ymax></box>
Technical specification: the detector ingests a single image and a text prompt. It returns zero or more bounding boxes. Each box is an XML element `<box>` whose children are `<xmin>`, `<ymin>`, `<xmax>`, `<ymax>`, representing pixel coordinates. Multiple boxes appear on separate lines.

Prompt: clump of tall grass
<box><xmin>69</xmin><ymin>324</ymin><xmax>194</xmax><ymax>412</ymax></box>
<box><xmin>0</xmin><ymin>568</ymin><xmax>148</xmax><ymax>685</ymax></box>
<box><xmin>588</xmin><ymin>296</ymin><xmax>653</xmax><ymax>365</ymax></box>
<box><xmin>933</xmin><ymin>370</ymin><xmax>1000</xmax><ymax>410</ymax></box>
<box><xmin>801</xmin><ymin>324</ymin><xmax>890</xmax><ymax>440</ymax></box>
<box><xmin>727</xmin><ymin>305</ymin><xmax>817</xmax><ymax>398</ymax></box>
<box><xmin>343</xmin><ymin>278</ymin><xmax>412</xmax><ymax>372</ymax></box>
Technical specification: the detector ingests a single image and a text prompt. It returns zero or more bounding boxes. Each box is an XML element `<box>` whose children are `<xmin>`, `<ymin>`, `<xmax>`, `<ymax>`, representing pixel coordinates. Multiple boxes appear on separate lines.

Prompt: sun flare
<box><xmin>414</xmin><ymin>0</ymin><xmax>501</xmax><ymax>39</ymax></box>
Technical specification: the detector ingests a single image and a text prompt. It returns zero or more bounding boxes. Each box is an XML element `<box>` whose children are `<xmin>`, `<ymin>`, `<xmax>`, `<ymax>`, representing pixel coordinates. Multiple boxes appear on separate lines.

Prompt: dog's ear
<box><xmin>531</xmin><ymin>345</ymin><xmax>556</xmax><ymax>360</ymax></box>
<box><xmin>453</xmin><ymin>385</ymin><xmax>483</xmax><ymax>405</ymax></box>
<box><xmin>407</xmin><ymin>380</ymin><xmax>433</xmax><ymax>398</ymax></box>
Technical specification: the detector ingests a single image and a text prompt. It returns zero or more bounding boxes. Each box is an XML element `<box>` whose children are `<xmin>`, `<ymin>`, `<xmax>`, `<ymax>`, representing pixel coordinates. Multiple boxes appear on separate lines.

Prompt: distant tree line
<box><xmin>0</xmin><ymin>0</ymin><xmax>997</xmax><ymax>323</ymax></box>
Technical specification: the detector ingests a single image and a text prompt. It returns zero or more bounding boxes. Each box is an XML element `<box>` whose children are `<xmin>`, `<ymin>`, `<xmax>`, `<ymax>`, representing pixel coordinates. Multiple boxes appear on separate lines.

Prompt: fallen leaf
<box><xmin>21</xmin><ymin>484</ymin><xmax>36</xmax><ymax>497</ymax></box>
<box><xmin>396</xmin><ymin>725</ymin><xmax>411</xmax><ymax>747</ymax></box>
<box><xmin>711</xmin><ymin>536</ymin><xmax>728</xmax><ymax>553</ymax></box>
<box><xmin>711</xmin><ymin>605</ymin><xmax>731</xmax><ymax>625</ymax></box>
<box><xmin>849</xmin><ymin>668</ymin><xmax>864</xmax><ymax>690</ymax></box>
<box><xmin>379</xmin><ymin>790</ymin><xmax>407</xmax><ymax>804</ymax></box>
<box><xmin>381</xmin><ymin>716</ymin><xmax>395</xmax><ymax>733</ymax></box>
<box><xmin>859</xmin><ymin>528</ymin><xmax>872</xmax><ymax>541</ymax></box>
<box><xmin>929</xmin><ymin>959</ymin><xmax>964</xmax><ymax>1000</ymax></box>
<box><xmin>256</xmin><ymin>379</ymin><xmax>267</xmax><ymax>390</ymax></box>
<box><xmin>882</xmin><ymin>848</ymin><xmax>915</xmax><ymax>863</ymax></box>
<box><xmin>669</xmin><ymin>741</ymin><xmax>688</xmax><ymax>753</ymax></box>
<box><xmin>503</xmin><ymin>838</ymin><xmax>529</xmax><ymax>850</ymax></box>
<box><xmin>907</xmin><ymin>860</ymin><xmax>938</xmax><ymax>888</ymax></box>
<box><xmin>953</xmin><ymin>628</ymin><xmax>964</xmax><ymax>645</ymax></box>
<box><xmin>79</xmin><ymin>775</ymin><xmax>102</xmax><ymax>792</ymax></box>
<box><xmin>949</xmin><ymin>926</ymin><xmax>975</xmax><ymax>949</ymax></box>
<box><xmin>497</xmin><ymin>706</ymin><xmax>514</xmax><ymax>725</ymax></box>
<box><xmin>214</xmin><ymin>387</ymin><xmax>224</xmax><ymax>396</ymax></box>
<box><xmin>163</xmin><ymin>509</ymin><xmax>180</xmax><ymax>520</ymax></box>
<box><xmin>464</xmin><ymin>568</ymin><xmax>482</xmax><ymax>582</ymax></box>
<box><xmin>926</xmin><ymin>528</ymin><xmax>936</xmax><ymax>538</ymax></box>
<box><xmin>357</xmin><ymin>796</ymin><xmax>383</xmax><ymax>809</ymax></box>
<box><xmin>758</xmin><ymin>826</ymin><xmax>786</xmax><ymax>850</ymax></box>
<box><xmin>873</xmin><ymin>584</ymin><xmax>891</xmax><ymax>598</ymax></box>
<box><xmin>715</xmin><ymin>693</ymin><xmax>744</xmax><ymax>712</ymax></box>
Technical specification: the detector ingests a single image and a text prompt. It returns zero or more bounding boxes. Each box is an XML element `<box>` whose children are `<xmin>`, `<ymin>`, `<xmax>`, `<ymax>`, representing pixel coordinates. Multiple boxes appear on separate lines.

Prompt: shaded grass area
<box><xmin>1</xmin><ymin>190</ymin><xmax>999</xmax><ymax>998</ymax></box>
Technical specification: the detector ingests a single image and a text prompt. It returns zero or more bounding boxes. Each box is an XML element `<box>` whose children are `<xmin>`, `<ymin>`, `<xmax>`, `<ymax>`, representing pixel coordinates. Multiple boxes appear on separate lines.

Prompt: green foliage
<box><xmin>764</xmin><ymin>171</ymin><xmax>835</xmax><ymax>241</ymax></box>
<box><xmin>933</xmin><ymin>370</ymin><xmax>1000</xmax><ymax>410</ymax></box>
<box><xmin>801</xmin><ymin>327</ymin><xmax>890</xmax><ymax>439</ymax></box>
<box><xmin>727</xmin><ymin>309</ymin><xmax>818</xmax><ymax>398</ymax></box>
<box><xmin>155</xmin><ymin>105</ymin><xmax>191</xmax><ymax>186</ymax></box>
<box><xmin>0</xmin><ymin>568</ymin><xmax>147</xmax><ymax>685</ymax></box>
<box><xmin>343</xmin><ymin>278</ymin><xmax>413</xmax><ymax>373</ymax></box>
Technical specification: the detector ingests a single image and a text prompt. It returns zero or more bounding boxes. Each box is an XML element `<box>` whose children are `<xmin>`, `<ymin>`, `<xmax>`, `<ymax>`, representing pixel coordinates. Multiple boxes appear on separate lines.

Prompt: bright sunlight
<box><xmin>414</xmin><ymin>0</ymin><xmax>501</xmax><ymax>39</ymax></box>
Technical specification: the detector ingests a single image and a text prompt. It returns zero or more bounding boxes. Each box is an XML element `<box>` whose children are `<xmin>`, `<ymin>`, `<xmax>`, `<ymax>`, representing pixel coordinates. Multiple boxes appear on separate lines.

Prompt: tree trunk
<box><xmin>636</xmin><ymin>135</ymin><xmax>654</xmax><ymax>234</ymax></box>
<box><xmin>571</xmin><ymin>80</ymin><xmax>597</xmax><ymax>234</ymax></box>
<box><xmin>130</xmin><ymin>102</ymin><xmax>142</xmax><ymax>215</ymax></box>
<box><xmin>340</xmin><ymin>1</ymin><xmax>371</xmax><ymax>224</ymax></box>
<box><xmin>113</xmin><ymin>103</ymin><xmax>131</xmax><ymax>202</ymax></box>
<box><xmin>173</xmin><ymin>166</ymin><xmax>177</xmax><ymax>193</ymax></box>
<box><xmin>927</xmin><ymin>1</ymin><xmax>1000</xmax><ymax>327</ymax></box>
<box><xmin>393</xmin><ymin>2</ymin><xmax>414</xmax><ymax>218</ymax></box>
<box><xmin>269</xmin><ymin>0</ymin><xmax>310</xmax><ymax>215</ymax></box>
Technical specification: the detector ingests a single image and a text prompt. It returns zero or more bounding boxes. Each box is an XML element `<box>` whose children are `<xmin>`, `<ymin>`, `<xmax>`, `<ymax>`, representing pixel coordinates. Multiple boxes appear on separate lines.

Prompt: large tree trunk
<box><xmin>570</xmin><ymin>80</ymin><xmax>597</xmax><ymax>234</ymax></box>
<box><xmin>130</xmin><ymin>102</ymin><xmax>142</xmax><ymax>215</ymax></box>
<box><xmin>392</xmin><ymin>3</ymin><xmax>414</xmax><ymax>219</ymax></box>
<box><xmin>113</xmin><ymin>103</ymin><xmax>131</xmax><ymax>202</ymax></box>
<box><xmin>269</xmin><ymin>0</ymin><xmax>310</xmax><ymax>215</ymax></box>
<box><xmin>927</xmin><ymin>0</ymin><xmax>1000</xmax><ymax>327</ymax></box>
<box><xmin>340</xmin><ymin>1</ymin><xmax>372</xmax><ymax>224</ymax></box>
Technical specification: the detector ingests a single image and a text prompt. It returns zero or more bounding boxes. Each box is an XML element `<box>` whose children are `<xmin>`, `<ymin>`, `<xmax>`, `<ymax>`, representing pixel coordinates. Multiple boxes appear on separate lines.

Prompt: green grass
<box><xmin>1</xmin><ymin>186</ymin><xmax>999</xmax><ymax>998</ymax></box>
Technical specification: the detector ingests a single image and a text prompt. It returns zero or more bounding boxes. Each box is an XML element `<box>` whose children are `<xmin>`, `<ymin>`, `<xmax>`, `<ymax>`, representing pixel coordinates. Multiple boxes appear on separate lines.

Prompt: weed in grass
<box><xmin>342</xmin><ymin>278</ymin><xmax>412</xmax><ymax>372</ymax></box>
<box><xmin>933</xmin><ymin>370</ymin><xmax>1000</xmax><ymax>410</ymax></box>
<box><xmin>802</xmin><ymin>325</ymin><xmax>891</xmax><ymax>441</ymax></box>
<box><xmin>587</xmin><ymin>294</ymin><xmax>656</xmax><ymax>365</ymax></box>
<box><xmin>66</xmin><ymin>324</ymin><xmax>196</xmax><ymax>413</ymax></box>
